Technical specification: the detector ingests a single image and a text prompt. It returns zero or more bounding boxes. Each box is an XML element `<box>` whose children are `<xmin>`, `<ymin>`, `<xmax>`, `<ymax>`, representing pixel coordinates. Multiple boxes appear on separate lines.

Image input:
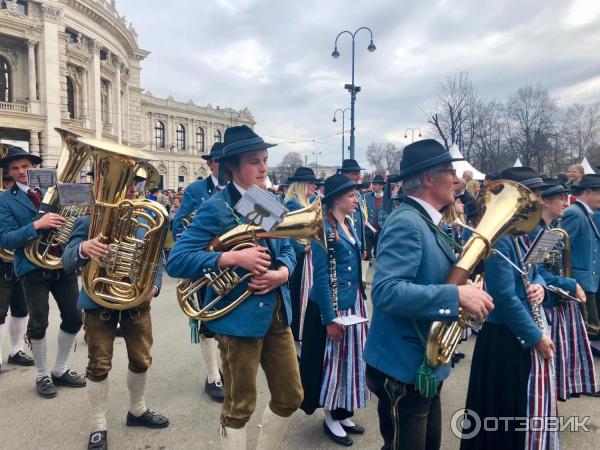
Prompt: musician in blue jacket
<box><xmin>338</xmin><ymin>159</ymin><xmax>367</xmax><ymax>256</ymax></box>
<box><xmin>364</xmin><ymin>174</ymin><xmax>386</xmax><ymax>259</ymax></box>
<box><xmin>166</xmin><ymin>125</ymin><xmax>300</xmax><ymax>450</ymax></box>
<box><xmin>0</xmin><ymin>145</ymin><xmax>85</xmax><ymax>399</ymax></box>
<box><xmin>561</xmin><ymin>174</ymin><xmax>600</xmax><ymax>340</ymax></box>
<box><xmin>364</xmin><ymin>139</ymin><xmax>493</xmax><ymax>450</ymax></box>
<box><xmin>461</xmin><ymin>167</ymin><xmax>555</xmax><ymax>450</ymax></box>
<box><xmin>171</xmin><ymin>142</ymin><xmax>225</xmax><ymax>402</ymax></box>
<box><xmin>62</xmin><ymin>171</ymin><xmax>168</xmax><ymax>450</ymax></box>
<box><xmin>299</xmin><ymin>174</ymin><xmax>369</xmax><ymax>447</ymax></box>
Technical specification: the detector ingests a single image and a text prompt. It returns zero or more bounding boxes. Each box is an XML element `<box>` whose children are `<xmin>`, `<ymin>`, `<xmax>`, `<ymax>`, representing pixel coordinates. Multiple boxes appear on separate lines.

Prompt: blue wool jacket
<box><xmin>364</xmin><ymin>198</ymin><xmax>460</xmax><ymax>384</ymax></box>
<box><xmin>349</xmin><ymin>191</ymin><xmax>366</xmax><ymax>253</ymax></box>
<box><xmin>171</xmin><ymin>176</ymin><xmax>219</xmax><ymax>239</ymax></box>
<box><xmin>364</xmin><ymin>191</ymin><xmax>383</xmax><ymax>234</ymax></box>
<box><xmin>561</xmin><ymin>201</ymin><xmax>600</xmax><ymax>293</ymax></box>
<box><xmin>166</xmin><ymin>183</ymin><xmax>297</xmax><ymax>338</ymax></box>
<box><xmin>310</xmin><ymin>215</ymin><xmax>363</xmax><ymax>325</ymax></box>
<box><xmin>61</xmin><ymin>215</ymin><xmax>163</xmax><ymax>310</ymax></box>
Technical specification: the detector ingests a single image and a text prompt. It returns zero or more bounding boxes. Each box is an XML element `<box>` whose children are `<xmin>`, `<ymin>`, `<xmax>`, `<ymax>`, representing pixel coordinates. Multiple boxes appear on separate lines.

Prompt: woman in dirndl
<box><xmin>284</xmin><ymin>167</ymin><xmax>318</xmax><ymax>355</ymax></box>
<box><xmin>300</xmin><ymin>174</ymin><xmax>369</xmax><ymax>447</ymax></box>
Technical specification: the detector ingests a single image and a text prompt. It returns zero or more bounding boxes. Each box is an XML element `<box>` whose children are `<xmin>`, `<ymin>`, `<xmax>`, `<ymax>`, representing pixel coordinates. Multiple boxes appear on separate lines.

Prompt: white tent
<box><xmin>581</xmin><ymin>157</ymin><xmax>596</xmax><ymax>174</ymax></box>
<box><xmin>450</xmin><ymin>144</ymin><xmax>486</xmax><ymax>180</ymax></box>
<box><xmin>514</xmin><ymin>158</ymin><xmax>523</xmax><ymax>167</ymax></box>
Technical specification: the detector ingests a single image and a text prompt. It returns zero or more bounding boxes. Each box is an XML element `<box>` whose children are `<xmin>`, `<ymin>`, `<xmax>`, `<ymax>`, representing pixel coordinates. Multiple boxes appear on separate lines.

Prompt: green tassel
<box><xmin>189</xmin><ymin>318</ymin><xmax>201</xmax><ymax>344</ymax></box>
<box><xmin>415</xmin><ymin>361</ymin><xmax>439</xmax><ymax>399</ymax></box>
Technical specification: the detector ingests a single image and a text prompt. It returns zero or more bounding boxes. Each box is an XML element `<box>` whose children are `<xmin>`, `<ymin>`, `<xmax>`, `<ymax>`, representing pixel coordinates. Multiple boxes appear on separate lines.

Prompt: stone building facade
<box><xmin>0</xmin><ymin>0</ymin><xmax>254</xmax><ymax>189</ymax></box>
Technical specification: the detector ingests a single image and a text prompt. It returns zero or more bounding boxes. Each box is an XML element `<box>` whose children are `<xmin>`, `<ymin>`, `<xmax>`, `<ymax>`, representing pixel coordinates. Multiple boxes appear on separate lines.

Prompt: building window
<box><xmin>196</xmin><ymin>127</ymin><xmax>204</xmax><ymax>152</ymax></box>
<box><xmin>0</xmin><ymin>55</ymin><xmax>11</xmax><ymax>103</ymax></box>
<box><xmin>66</xmin><ymin>77</ymin><xmax>75</xmax><ymax>119</ymax></box>
<box><xmin>100</xmin><ymin>79</ymin><xmax>109</xmax><ymax>125</ymax></box>
<box><xmin>214</xmin><ymin>129</ymin><xmax>222</xmax><ymax>143</ymax></box>
<box><xmin>154</xmin><ymin>121</ymin><xmax>165</xmax><ymax>148</ymax></box>
<box><xmin>176</xmin><ymin>124</ymin><xmax>186</xmax><ymax>150</ymax></box>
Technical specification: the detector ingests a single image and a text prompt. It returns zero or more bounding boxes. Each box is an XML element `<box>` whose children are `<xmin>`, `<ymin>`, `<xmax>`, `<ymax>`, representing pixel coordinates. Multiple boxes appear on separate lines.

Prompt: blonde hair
<box><xmin>443</xmin><ymin>199</ymin><xmax>465</xmax><ymax>225</ymax></box>
<box><xmin>285</xmin><ymin>181</ymin><xmax>311</xmax><ymax>207</ymax></box>
<box><xmin>466</xmin><ymin>180</ymin><xmax>479</xmax><ymax>197</ymax></box>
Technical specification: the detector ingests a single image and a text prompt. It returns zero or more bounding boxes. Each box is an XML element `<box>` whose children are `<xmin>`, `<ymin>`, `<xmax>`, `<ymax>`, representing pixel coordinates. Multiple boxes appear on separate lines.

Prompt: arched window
<box><xmin>176</xmin><ymin>124</ymin><xmax>186</xmax><ymax>150</ymax></box>
<box><xmin>214</xmin><ymin>129</ymin><xmax>222</xmax><ymax>143</ymax></box>
<box><xmin>66</xmin><ymin>77</ymin><xmax>75</xmax><ymax>119</ymax></box>
<box><xmin>0</xmin><ymin>55</ymin><xmax>11</xmax><ymax>103</ymax></box>
<box><xmin>196</xmin><ymin>127</ymin><xmax>205</xmax><ymax>152</ymax></box>
<box><xmin>154</xmin><ymin>121</ymin><xmax>165</xmax><ymax>148</ymax></box>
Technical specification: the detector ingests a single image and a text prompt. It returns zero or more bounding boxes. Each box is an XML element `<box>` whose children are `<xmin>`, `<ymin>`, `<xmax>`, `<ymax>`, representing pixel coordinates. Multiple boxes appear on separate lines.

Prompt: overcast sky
<box><xmin>117</xmin><ymin>0</ymin><xmax>600</xmax><ymax>169</ymax></box>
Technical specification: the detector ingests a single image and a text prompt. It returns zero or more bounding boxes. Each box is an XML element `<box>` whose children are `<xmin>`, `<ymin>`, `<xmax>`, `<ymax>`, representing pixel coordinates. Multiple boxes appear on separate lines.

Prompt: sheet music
<box><xmin>235</xmin><ymin>185</ymin><xmax>288</xmax><ymax>232</ymax></box>
<box><xmin>27</xmin><ymin>169</ymin><xmax>57</xmax><ymax>189</ymax></box>
<box><xmin>333</xmin><ymin>315</ymin><xmax>369</xmax><ymax>327</ymax></box>
<box><xmin>524</xmin><ymin>229</ymin><xmax>563</xmax><ymax>266</ymax></box>
<box><xmin>57</xmin><ymin>183</ymin><xmax>93</xmax><ymax>206</ymax></box>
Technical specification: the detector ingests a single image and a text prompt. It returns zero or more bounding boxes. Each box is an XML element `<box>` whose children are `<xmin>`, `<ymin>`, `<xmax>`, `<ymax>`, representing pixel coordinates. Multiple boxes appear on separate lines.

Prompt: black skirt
<box><xmin>289</xmin><ymin>251</ymin><xmax>306</xmax><ymax>341</ymax></box>
<box><xmin>460</xmin><ymin>322</ymin><xmax>531</xmax><ymax>450</ymax></box>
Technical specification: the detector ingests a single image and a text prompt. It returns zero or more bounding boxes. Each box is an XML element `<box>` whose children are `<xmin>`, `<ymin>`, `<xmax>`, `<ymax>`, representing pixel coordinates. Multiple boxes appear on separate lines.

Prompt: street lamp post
<box><xmin>312</xmin><ymin>149</ymin><xmax>322</xmax><ymax>174</ymax></box>
<box><xmin>404</xmin><ymin>127</ymin><xmax>422</xmax><ymax>143</ymax></box>
<box><xmin>333</xmin><ymin>108</ymin><xmax>350</xmax><ymax>162</ymax></box>
<box><xmin>332</xmin><ymin>27</ymin><xmax>376</xmax><ymax>160</ymax></box>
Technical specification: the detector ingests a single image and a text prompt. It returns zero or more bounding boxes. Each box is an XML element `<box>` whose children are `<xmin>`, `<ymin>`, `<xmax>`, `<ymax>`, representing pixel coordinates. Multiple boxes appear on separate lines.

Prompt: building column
<box><xmin>81</xmin><ymin>68</ymin><xmax>89</xmax><ymax>125</ymax></box>
<box><xmin>89</xmin><ymin>40</ymin><xmax>102</xmax><ymax>139</ymax></box>
<box><xmin>27</xmin><ymin>39</ymin><xmax>39</xmax><ymax>114</ymax></box>
<box><xmin>106</xmin><ymin>81</ymin><xmax>113</xmax><ymax>134</ymax></box>
<box><xmin>114</xmin><ymin>61</ymin><xmax>122</xmax><ymax>143</ymax></box>
<box><xmin>29</xmin><ymin>131</ymin><xmax>40</xmax><ymax>157</ymax></box>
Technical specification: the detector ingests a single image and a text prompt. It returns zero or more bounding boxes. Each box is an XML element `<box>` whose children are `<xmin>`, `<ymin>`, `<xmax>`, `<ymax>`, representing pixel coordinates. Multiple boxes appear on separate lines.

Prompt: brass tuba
<box><xmin>546</xmin><ymin>223</ymin><xmax>572</xmax><ymax>278</ymax></box>
<box><xmin>0</xmin><ymin>144</ymin><xmax>14</xmax><ymax>262</ymax></box>
<box><xmin>177</xmin><ymin>197</ymin><xmax>325</xmax><ymax>321</ymax></box>
<box><xmin>24</xmin><ymin>128</ymin><xmax>91</xmax><ymax>269</ymax></box>
<box><xmin>425</xmin><ymin>179</ymin><xmax>542</xmax><ymax>368</ymax></box>
<box><xmin>78</xmin><ymin>138</ymin><xmax>169</xmax><ymax>310</ymax></box>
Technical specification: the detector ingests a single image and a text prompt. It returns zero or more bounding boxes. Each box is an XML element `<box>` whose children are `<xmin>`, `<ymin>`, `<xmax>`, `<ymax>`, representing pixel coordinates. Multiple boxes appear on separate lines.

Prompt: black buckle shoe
<box><xmin>341</xmin><ymin>423</ymin><xmax>365</xmax><ymax>435</ymax></box>
<box><xmin>126</xmin><ymin>409</ymin><xmax>169</xmax><ymax>429</ymax></box>
<box><xmin>205</xmin><ymin>378</ymin><xmax>225</xmax><ymax>403</ymax></box>
<box><xmin>8</xmin><ymin>350</ymin><xmax>35</xmax><ymax>366</ymax></box>
<box><xmin>88</xmin><ymin>431</ymin><xmax>107</xmax><ymax>450</ymax></box>
<box><xmin>52</xmin><ymin>369</ymin><xmax>86</xmax><ymax>387</ymax></box>
<box><xmin>323</xmin><ymin>421</ymin><xmax>353</xmax><ymax>446</ymax></box>
<box><xmin>36</xmin><ymin>375</ymin><xmax>57</xmax><ymax>398</ymax></box>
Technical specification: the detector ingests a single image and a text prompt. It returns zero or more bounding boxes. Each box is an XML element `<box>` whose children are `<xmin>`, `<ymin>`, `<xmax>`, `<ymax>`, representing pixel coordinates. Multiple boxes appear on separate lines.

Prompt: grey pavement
<box><xmin>1</xmin><ymin>270</ymin><xmax>599</xmax><ymax>449</ymax></box>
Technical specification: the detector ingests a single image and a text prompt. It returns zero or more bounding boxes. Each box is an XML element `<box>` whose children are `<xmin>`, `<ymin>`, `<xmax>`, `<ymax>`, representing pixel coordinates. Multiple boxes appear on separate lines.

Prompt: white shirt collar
<box><xmin>577</xmin><ymin>199</ymin><xmax>593</xmax><ymax>214</ymax></box>
<box><xmin>211</xmin><ymin>174</ymin><xmax>220</xmax><ymax>188</ymax></box>
<box><xmin>16</xmin><ymin>182</ymin><xmax>30</xmax><ymax>193</ymax></box>
<box><xmin>232</xmin><ymin>181</ymin><xmax>246</xmax><ymax>197</ymax></box>
<box><xmin>408</xmin><ymin>195</ymin><xmax>443</xmax><ymax>225</ymax></box>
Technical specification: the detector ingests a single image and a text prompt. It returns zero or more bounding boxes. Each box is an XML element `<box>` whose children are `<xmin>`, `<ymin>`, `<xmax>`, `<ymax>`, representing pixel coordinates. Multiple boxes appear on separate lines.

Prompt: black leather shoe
<box><xmin>36</xmin><ymin>376</ymin><xmax>57</xmax><ymax>398</ymax></box>
<box><xmin>88</xmin><ymin>430</ymin><xmax>107</xmax><ymax>450</ymax></box>
<box><xmin>8</xmin><ymin>350</ymin><xmax>35</xmax><ymax>366</ymax></box>
<box><xmin>205</xmin><ymin>378</ymin><xmax>225</xmax><ymax>403</ymax></box>
<box><xmin>126</xmin><ymin>409</ymin><xmax>169</xmax><ymax>428</ymax></box>
<box><xmin>323</xmin><ymin>421</ymin><xmax>353</xmax><ymax>446</ymax></box>
<box><xmin>52</xmin><ymin>369</ymin><xmax>86</xmax><ymax>387</ymax></box>
<box><xmin>581</xmin><ymin>391</ymin><xmax>600</xmax><ymax>397</ymax></box>
<box><xmin>341</xmin><ymin>423</ymin><xmax>365</xmax><ymax>435</ymax></box>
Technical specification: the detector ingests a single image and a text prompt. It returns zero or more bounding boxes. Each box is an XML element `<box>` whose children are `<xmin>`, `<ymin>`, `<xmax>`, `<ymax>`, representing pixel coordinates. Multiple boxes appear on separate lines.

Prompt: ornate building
<box><xmin>0</xmin><ymin>0</ymin><xmax>255</xmax><ymax>188</ymax></box>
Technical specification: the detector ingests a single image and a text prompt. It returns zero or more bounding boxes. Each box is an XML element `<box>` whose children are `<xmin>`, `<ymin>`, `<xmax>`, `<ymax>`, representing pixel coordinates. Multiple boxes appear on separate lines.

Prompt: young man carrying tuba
<box><xmin>167</xmin><ymin>125</ymin><xmax>301</xmax><ymax>450</ymax></box>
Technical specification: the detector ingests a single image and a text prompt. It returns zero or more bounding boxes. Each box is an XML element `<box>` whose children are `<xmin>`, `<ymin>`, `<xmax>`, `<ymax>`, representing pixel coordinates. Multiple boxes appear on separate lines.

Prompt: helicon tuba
<box><xmin>0</xmin><ymin>144</ymin><xmax>15</xmax><ymax>262</ymax></box>
<box><xmin>78</xmin><ymin>138</ymin><xmax>169</xmax><ymax>310</ymax></box>
<box><xmin>177</xmin><ymin>197</ymin><xmax>325</xmax><ymax>321</ymax></box>
<box><xmin>425</xmin><ymin>179</ymin><xmax>542</xmax><ymax>368</ymax></box>
<box><xmin>24</xmin><ymin>127</ymin><xmax>91</xmax><ymax>270</ymax></box>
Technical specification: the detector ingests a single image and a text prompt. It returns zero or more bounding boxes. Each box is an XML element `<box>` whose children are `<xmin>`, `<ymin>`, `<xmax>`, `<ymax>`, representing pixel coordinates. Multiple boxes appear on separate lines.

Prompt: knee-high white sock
<box><xmin>324</xmin><ymin>409</ymin><xmax>346</xmax><ymax>437</ymax></box>
<box><xmin>127</xmin><ymin>370</ymin><xmax>148</xmax><ymax>417</ymax></box>
<box><xmin>87</xmin><ymin>378</ymin><xmax>109</xmax><ymax>432</ymax></box>
<box><xmin>30</xmin><ymin>337</ymin><xmax>50</xmax><ymax>379</ymax></box>
<box><xmin>256</xmin><ymin>406</ymin><xmax>291</xmax><ymax>450</ymax></box>
<box><xmin>0</xmin><ymin>323</ymin><xmax>5</xmax><ymax>363</ymax></box>
<box><xmin>9</xmin><ymin>316</ymin><xmax>28</xmax><ymax>356</ymax></box>
<box><xmin>51</xmin><ymin>329</ymin><xmax>77</xmax><ymax>377</ymax></box>
<box><xmin>200</xmin><ymin>338</ymin><xmax>221</xmax><ymax>384</ymax></box>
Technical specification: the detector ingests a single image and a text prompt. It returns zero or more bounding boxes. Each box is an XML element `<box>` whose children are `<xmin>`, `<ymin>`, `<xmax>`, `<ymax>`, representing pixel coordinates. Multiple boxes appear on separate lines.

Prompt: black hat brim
<box><xmin>219</xmin><ymin>142</ymin><xmax>277</xmax><ymax>160</ymax></box>
<box><xmin>397</xmin><ymin>155</ymin><xmax>464</xmax><ymax>180</ymax></box>
<box><xmin>541</xmin><ymin>186</ymin><xmax>569</xmax><ymax>197</ymax></box>
<box><xmin>323</xmin><ymin>180</ymin><xmax>363</xmax><ymax>202</ymax></box>
<box><xmin>288</xmin><ymin>175</ymin><xmax>318</xmax><ymax>183</ymax></box>
<box><xmin>574</xmin><ymin>181</ymin><xmax>600</xmax><ymax>190</ymax></box>
<box><xmin>1</xmin><ymin>153</ymin><xmax>43</xmax><ymax>169</ymax></box>
<box><xmin>201</xmin><ymin>154</ymin><xmax>220</xmax><ymax>161</ymax></box>
<box><xmin>339</xmin><ymin>166</ymin><xmax>365</xmax><ymax>172</ymax></box>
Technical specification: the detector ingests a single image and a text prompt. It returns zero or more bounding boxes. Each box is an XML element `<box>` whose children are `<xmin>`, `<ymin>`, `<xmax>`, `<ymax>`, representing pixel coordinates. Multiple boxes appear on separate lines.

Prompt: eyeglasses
<box><xmin>435</xmin><ymin>169</ymin><xmax>457</xmax><ymax>176</ymax></box>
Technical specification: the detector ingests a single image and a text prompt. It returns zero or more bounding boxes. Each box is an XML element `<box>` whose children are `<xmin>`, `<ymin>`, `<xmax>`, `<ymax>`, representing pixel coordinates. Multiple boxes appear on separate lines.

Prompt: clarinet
<box><xmin>512</xmin><ymin>236</ymin><xmax>544</xmax><ymax>330</ymax></box>
<box><xmin>326</xmin><ymin>228</ymin><xmax>339</xmax><ymax>312</ymax></box>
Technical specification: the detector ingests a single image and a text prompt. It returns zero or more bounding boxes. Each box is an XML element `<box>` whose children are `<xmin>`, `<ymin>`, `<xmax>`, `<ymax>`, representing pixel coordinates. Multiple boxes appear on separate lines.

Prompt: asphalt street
<box><xmin>1</xmin><ymin>270</ymin><xmax>599</xmax><ymax>450</ymax></box>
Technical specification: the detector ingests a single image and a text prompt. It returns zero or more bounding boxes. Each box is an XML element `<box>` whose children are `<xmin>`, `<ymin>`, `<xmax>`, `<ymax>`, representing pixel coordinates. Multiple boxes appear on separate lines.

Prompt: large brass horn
<box><xmin>24</xmin><ymin>128</ymin><xmax>91</xmax><ymax>269</ymax></box>
<box><xmin>0</xmin><ymin>144</ymin><xmax>15</xmax><ymax>262</ymax></box>
<box><xmin>177</xmin><ymin>196</ymin><xmax>325</xmax><ymax>321</ymax></box>
<box><xmin>425</xmin><ymin>179</ymin><xmax>542</xmax><ymax>368</ymax></box>
<box><xmin>78</xmin><ymin>138</ymin><xmax>169</xmax><ymax>310</ymax></box>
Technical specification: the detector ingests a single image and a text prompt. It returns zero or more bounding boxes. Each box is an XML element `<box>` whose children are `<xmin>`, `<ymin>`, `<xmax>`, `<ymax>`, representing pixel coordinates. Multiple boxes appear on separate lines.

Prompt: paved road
<box><xmin>1</xmin><ymin>272</ymin><xmax>599</xmax><ymax>449</ymax></box>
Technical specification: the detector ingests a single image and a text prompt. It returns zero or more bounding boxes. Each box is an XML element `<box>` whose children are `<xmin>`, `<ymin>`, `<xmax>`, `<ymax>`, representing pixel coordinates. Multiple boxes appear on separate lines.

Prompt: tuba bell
<box><xmin>425</xmin><ymin>179</ymin><xmax>542</xmax><ymax>368</ymax></box>
<box><xmin>0</xmin><ymin>144</ymin><xmax>15</xmax><ymax>262</ymax></box>
<box><xmin>24</xmin><ymin>128</ymin><xmax>91</xmax><ymax>270</ymax></box>
<box><xmin>177</xmin><ymin>196</ymin><xmax>325</xmax><ymax>321</ymax></box>
<box><xmin>78</xmin><ymin>138</ymin><xmax>169</xmax><ymax>310</ymax></box>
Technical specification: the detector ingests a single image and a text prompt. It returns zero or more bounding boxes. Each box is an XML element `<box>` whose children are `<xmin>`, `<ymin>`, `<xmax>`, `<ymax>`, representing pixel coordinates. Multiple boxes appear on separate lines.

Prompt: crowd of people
<box><xmin>0</xmin><ymin>126</ymin><xmax>599</xmax><ymax>450</ymax></box>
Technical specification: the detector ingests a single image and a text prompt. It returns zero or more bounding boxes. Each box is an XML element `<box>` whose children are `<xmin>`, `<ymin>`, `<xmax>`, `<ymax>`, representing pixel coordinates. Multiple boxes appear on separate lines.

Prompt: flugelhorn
<box><xmin>177</xmin><ymin>197</ymin><xmax>325</xmax><ymax>321</ymax></box>
<box><xmin>78</xmin><ymin>138</ymin><xmax>169</xmax><ymax>310</ymax></box>
<box><xmin>425</xmin><ymin>179</ymin><xmax>542</xmax><ymax>367</ymax></box>
<box><xmin>24</xmin><ymin>128</ymin><xmax>91</xmax><ymax>269</ymax></box>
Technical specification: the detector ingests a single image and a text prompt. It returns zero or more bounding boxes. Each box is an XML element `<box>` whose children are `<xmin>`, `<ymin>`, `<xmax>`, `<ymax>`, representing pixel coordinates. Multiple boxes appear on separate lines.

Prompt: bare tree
<box><xmin>504</xmin><ymin>84</ymin><xmax>558</xmax><ymax>173</ymax></box>
<box><xmin>366</xmin><ymin>142</ymin><xmax>401</xmax><ymax>174</ymax></box>
<box><xmin>561</xmin><ymin>102</ymin><xmax>600</xmax><ymax>163</ymax></box>
<box><xmin>469</xmin><ymin>98</ymin><xmax>509</xmax><ymax>175</ymax></box>
<box><xmin>277</xmin><ymin>152</ymin><xmax>303</xmax><ymax>180</ymax></box>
